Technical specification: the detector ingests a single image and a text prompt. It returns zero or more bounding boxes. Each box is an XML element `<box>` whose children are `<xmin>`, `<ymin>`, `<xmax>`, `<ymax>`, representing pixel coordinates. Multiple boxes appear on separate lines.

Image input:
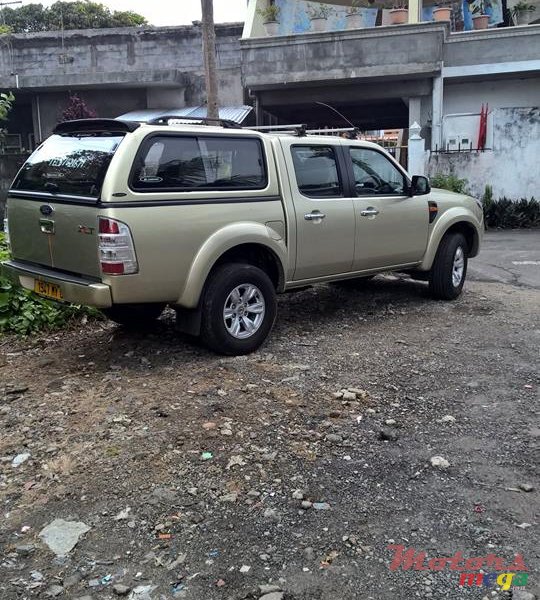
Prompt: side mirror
<box><xmin>410</xmin><ymin>175</ymin><xmax>431</xmax><ymax>196</ymax></box>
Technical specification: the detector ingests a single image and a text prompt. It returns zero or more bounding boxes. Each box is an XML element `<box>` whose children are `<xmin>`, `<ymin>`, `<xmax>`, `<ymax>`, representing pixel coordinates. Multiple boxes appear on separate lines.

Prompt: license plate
<box><xmin>34</xmin><ymin>280</ymin><xmax>63</xmax><ymax>301</ymax></box>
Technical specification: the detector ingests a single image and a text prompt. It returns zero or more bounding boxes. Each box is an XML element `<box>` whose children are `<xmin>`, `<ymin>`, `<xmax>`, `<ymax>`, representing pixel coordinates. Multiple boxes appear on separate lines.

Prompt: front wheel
<box><xmin>102</xmin><ymin>303</ymin><xmax>165</xmax><ymax>328</ymax></box>
<box><xmin>428</xmin><ymin>232</ymin><xmax>468</xmax><ymax>300</ymax></box>
<box><xmin>200</xmin><ymin>263</ymin><xmax>277</xmax><ymax>355</ymax></box>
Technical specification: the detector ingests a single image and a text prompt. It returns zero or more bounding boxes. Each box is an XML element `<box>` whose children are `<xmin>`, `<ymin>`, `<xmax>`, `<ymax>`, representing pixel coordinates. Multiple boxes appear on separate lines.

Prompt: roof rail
<box><xmin>146</xmin><ymin>115</ymin><xmax>240</xmax><ymax>128</ymax></box>
<box><xmin>245</xmin><ymin>124</ymin><xmax>307</xmax><ymax>136</ymax></box>
<box><xmin>306</xmin><ymin>127</ymin><xmax>359</xmax><ymax>136</ymax></box>
<box><xmin>54</xmin><ymin>119</ymin><xmax>140</xmax><ymax>135</ymax></box>
<box><xmin>244</xmin><ymin>124</ymin><xmax>360</xmax><ymax>138</ymax></box>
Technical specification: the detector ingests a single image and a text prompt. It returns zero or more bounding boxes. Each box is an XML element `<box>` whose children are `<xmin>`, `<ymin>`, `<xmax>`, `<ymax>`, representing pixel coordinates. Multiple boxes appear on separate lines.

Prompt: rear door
<box><xmin>7</xmin><ymin>131</ymin><xmax>125</xmax><ymax>277</ymax></box>
<box><xmin>345</xmin><ymin>145</ymin><xmax>428</xmax><ymax>270</ymax></box>
<box><xmin>280</xmin><ymin>139</ymin><xmax>355</xmax><ymax>280</ymax></box>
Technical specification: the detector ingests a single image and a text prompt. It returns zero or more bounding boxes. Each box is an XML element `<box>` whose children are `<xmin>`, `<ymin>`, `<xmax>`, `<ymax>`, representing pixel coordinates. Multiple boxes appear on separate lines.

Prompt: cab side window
<box><xmin>349</xmin><ymin>147</ymin><xmax>407</xmax><ymax>196</ymax></box>
<box><xmin>291</xmin><ymin>145</ymin><xmax>343</xmax><ymax>198</ymax></box>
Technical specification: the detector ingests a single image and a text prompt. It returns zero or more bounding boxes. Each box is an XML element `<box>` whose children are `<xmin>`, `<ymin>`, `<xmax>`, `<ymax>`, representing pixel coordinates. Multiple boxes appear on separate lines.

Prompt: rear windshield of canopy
<box><xmin>13</xmin><ymin>133</ymin><xmax>124</xmax><ymax>198</ymax></box>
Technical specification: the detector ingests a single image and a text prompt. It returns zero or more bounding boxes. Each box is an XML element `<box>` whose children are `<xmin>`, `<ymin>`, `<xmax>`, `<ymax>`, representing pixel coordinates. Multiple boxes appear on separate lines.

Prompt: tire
<box><xmin>200</xmin><ymin>263</ymin><xmax>277</xmax><ymax>355</ymax></box>
<box><xmin>102</xmin><ymin>303</ymin><xmax>165</xmax><ymax>328</ymax></box>
<box><xmin>428</xmin><ymin>232</ymin><xmax>468</xmax><ymax>300</ymax></box>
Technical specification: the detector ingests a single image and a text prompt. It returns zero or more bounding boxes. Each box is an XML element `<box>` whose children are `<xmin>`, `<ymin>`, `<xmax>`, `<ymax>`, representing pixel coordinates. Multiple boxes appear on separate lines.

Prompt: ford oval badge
<box><xmin>40</xmin><ymin>205</ymin><xmax>53</xmax><ymax>216</ymax></box>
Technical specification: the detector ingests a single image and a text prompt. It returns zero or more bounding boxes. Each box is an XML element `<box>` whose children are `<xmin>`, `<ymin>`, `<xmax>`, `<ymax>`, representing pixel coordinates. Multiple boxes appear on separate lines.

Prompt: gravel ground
<box><xmin>0</xmin><ymin>271</ymin><xmax>538</xmax><ymax>600</ymax></box>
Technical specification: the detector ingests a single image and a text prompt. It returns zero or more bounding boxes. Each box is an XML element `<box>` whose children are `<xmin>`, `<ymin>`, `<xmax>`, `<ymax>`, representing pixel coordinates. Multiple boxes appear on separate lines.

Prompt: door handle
<box><xmin>304</xmin><ymin>211</ymin><xmax>326</xmax><ymax>221</ymax></box>
<box><xmin>361</xmin><ymin>207</ymin><xmax>379</xmax><ymax>217</ymax></box>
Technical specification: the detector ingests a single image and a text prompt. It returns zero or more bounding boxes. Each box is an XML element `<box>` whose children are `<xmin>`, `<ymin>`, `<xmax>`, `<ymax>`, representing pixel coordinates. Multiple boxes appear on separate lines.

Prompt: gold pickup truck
<box><xmin>2</xmin><ymin>117</ymin><xmax>483</xmax><ymax>355</ymax></box>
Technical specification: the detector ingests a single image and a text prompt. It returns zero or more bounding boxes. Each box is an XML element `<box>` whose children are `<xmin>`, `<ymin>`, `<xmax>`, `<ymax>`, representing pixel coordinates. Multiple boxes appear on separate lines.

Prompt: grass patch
<box><xmin>0</xmin><ymin>232</ymin><xmax>101</xmax><ymax>335</ymax></box>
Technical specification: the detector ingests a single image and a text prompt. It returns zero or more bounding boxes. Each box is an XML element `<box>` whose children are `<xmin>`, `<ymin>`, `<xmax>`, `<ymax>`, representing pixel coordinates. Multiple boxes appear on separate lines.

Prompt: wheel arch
<box><xmin>420</xmin><ymin>212</ymin><xmax>482</xmax><ymax>271</ymax></box>
<box><xmin>175</xmin><ymin>224</ymin><xmax>287</xmax><ymax>308</ymax></box>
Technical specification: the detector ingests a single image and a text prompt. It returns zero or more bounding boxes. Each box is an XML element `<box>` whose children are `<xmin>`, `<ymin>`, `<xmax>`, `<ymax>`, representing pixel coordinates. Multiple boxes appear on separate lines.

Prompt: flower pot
<box><xmin>346</xmin><ymin>12</ymin><xmax>363</xmax><ymax>29</ymax></box>
<box><xmin>472</xmin><ymin>14</ymin><xmax>489</xmax><ymax>28</ymax></box>
<box><xmin>310</xmin><ymin>17</ymin><xmax>328</xmax><ymax>32</ymax></box>
<box><xmin>433</xmin><ymin>6</ymin><xmax>452</xmax><ymax>21</ymax></box>
<box><xmin>263</xmin><ymin>20</ymin><xmax>279</xmax><ymax>36</ymax></box>
<box><xmin>515</xmin><ymin>9</ymin><xmax>534</xmax><ymax>24</ymax></box>
<box><xmin>389</xmin><ymin>8</ymin><xmax>409</xmax><ymax>24</ymax></box>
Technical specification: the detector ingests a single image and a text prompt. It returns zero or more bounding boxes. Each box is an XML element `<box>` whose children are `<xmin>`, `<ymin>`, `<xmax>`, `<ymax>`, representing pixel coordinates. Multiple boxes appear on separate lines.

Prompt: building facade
<box><xmin>0</xmin><ymin>1</ymin><xmax>539</xmax><ymax>202</ymax></box>
<box><xmin>242</xmin><ymin>0</ymin><xmax>540</xmax><ymax>199</ymax></box>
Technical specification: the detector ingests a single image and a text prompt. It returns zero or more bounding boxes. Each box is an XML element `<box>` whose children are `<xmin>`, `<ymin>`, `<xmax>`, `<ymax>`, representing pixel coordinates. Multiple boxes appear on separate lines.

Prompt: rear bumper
<box><xmin>2</xmin><ymin>260</ymin><xmax>112</xmax><ymax>308</ymax></box>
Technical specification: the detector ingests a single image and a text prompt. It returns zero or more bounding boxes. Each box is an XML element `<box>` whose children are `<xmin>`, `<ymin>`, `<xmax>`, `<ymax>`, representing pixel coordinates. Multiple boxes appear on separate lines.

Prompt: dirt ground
<box><xmin>1</xmin><ymin>260</ymin><xmax>539</xmax><ymax>599</ymax></box>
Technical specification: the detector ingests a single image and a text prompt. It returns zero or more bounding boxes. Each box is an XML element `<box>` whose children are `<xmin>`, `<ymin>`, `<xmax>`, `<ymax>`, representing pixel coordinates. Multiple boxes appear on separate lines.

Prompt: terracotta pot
<box><xmin>346</xmin><ymin>12</ymin><xmax>363</xmax><ymax>29</ymax></box>
<box><xmin>263</xmin><ymin>21</ymin><xmax>279</xmax><ymax>36</ymax></box>
<box><xmin>389</xmin><ymin>8</ymin><xmax>409</xmax><ymax>24</ymax></box>
<box><xmin>433</xmin><ymin>6</ymin><xmax>452</xmax><ymax>21</ymax></box>
<box><xmin>515</xmin><ymin>10</ymin><xmax>534</xmax><ymax>24</ymax></box>
<box><xmin>310</xmin><ymin>17</ymin><xmax>328</xmax><ymax>32</ymax></box>
<box><xmin>472</xmin><ymin>14</ymin><xmax>489</xmax><ymax>29</ymax></box>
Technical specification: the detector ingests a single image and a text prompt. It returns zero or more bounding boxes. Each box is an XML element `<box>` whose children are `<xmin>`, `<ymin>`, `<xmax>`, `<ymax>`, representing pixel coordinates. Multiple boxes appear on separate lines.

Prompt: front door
<box><xmin>281</xmin><ymin>141</ymin><xmax>355</xmax><ymax>280</ymax></box>
<box><xmin>345</xmin><ymin>146</ymin><xmax>429</xmax><ymax>271</ymax></box>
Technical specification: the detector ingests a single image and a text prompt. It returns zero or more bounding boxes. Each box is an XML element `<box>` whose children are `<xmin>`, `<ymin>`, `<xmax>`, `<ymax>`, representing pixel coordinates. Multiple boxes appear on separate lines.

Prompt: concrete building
<box><xmin>242</xmin><ymin>0</ymin><xmax>540</xmax><ymax>199</ymax></box>
<box><xmin>0</xmin><ymin>23</ymin><xmax>244</xmax><ymax>147</ymax></box>
<box><xmin>0</xmin><ymin>1</ymin><xmax>539</xmax><ymax>201</ymax></box>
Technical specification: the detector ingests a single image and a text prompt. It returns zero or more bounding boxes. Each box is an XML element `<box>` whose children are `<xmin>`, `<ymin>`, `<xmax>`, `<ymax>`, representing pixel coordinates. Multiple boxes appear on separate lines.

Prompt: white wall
<box><xmin>426</xmin><ymin>78</ymin><xmax>540</xmax><ymax>199</ymax></box>
<box><xmin>428</xmin><ymin>106</ymin><xmax>540</xmax><ymax>199</ymax></box>
<box><xmin>444</xmin><ymin>78</ymin><xmax>540</xmax><ymax>114</ymax></box>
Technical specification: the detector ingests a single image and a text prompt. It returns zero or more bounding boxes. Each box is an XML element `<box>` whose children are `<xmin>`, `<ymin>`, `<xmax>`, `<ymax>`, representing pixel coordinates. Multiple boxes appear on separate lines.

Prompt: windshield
<box><xmin>13</xmin><ymin>133</ymin><xmax>124</xmax><ymax>198</ymax></box>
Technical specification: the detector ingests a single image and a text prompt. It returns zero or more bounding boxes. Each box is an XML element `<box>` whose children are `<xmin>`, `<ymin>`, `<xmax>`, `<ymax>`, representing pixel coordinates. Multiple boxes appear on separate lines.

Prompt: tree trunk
<box><xmin>200</xmin><ymin>0</ymin><xmax>219</xmax><ymax>120</ymax></box>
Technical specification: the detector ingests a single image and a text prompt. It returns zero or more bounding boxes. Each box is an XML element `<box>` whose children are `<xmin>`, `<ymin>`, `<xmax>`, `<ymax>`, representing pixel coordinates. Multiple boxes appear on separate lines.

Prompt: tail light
<box><xmin>98</xmin><ymin>217</ymin><xmax>138</xmax><ymax>276</ymax></box>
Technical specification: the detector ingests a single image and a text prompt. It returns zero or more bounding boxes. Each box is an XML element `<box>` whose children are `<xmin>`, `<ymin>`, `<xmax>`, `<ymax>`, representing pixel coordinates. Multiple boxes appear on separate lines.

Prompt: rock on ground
<box><xmin>39</xmin><ymin>519</ymin><xmax>91</xmax><ymax>557</ymax></box>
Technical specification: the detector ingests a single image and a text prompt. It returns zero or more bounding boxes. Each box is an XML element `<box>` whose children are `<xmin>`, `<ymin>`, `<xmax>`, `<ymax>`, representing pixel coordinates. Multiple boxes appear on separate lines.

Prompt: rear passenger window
<box><xmin>291</xmin><ymin>146</ymin><xmax>342</xmax><ymax>198</ymax></box>
<box><xmin>131</xmin><ymin>135</ymin><xmax>266</xmax><ymax>191</ymax></box>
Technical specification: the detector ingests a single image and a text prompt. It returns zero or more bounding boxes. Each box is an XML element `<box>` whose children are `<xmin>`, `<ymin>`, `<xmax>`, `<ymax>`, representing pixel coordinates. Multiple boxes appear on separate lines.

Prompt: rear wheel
<box><xmin>200</xmin><ymin>263</ymin><xmax>277</xmax><ymax>355</ymax></box>
<box><xmin>428</xmin><ymin>232</ymin><xmax>468</xmax><ymax>300</ymax></box>
<box><xmin>102</xmin><ymin>303</ymin><xmax>165</xmax><ymax>328</ymax></box>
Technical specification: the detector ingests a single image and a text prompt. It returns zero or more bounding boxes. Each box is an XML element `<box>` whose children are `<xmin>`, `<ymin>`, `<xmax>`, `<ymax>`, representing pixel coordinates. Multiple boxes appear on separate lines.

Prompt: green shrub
<box><xmin>482</xmin><ymin>195</ymin><xmax>540</xmax><ymax>229</ymax></box>
<box><xmin>0</xmin><ymin>232</ymin><xmax>101</xmax><ymax>334</ymax></box>
<box><xmin>430</xmin><ymin>173</ymin><xmax>469</xmax><ymax>194</ymax></box>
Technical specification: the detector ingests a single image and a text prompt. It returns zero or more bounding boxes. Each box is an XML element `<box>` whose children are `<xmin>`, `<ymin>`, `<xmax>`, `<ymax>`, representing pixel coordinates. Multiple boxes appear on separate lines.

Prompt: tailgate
<box><xmin>7</xmin><ymin>126</ymin><xmax>126</xmax><ymax>279</ymax></box>
<box><xmin>7</xmin><ymin>197</ymin><xmax>101</xmax><ymax>278</ymax></box>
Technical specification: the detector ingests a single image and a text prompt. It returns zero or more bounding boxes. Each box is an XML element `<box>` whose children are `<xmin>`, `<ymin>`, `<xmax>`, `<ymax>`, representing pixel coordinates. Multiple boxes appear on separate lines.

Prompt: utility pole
<box><xmin>200</xmin><ymin>0</ymin><xmax>219</xmax><ymax>120</ymax></box>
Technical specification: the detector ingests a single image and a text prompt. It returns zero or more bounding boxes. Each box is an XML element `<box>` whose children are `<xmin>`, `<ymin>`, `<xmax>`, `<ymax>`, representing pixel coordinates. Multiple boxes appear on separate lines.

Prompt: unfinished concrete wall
<box><xmin>427</xmin><ymin>107</ymin><xmax>540</xmax><ymax>199</ymax></box>
<box><xmin>0</xmin><ymin>24</ymin><xmax>243</xmax><ymax>90</ymax></box>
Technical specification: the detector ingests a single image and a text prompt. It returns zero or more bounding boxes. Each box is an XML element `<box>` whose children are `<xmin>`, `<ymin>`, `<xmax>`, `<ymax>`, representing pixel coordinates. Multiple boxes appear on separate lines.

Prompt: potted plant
<box><xmin>389</xmin><ymin>2</ymin><xmax>409</xmax><ymax>24</ymax></box>
<box><xmin>257</xmin><ymin>3</ymin><xmax>280</xmax><ymax>36</ymax></box>
<box><xmin>307</xmin><ymin>3</ymin><xmax>334</xmax><ymax>32</ymax></box>
<box><xmin>511</xmin><ymin>1</ymin><xmax>536</xmax><ymax>24</ymax></box>
<box><xmin>433</xmin><ymin>3</ymin><xmax>452</xmax><ymax>21</ymax></box>
<box><xmin>346</xmin><ymin>0</ymin><xmax>364</xmax><ymax>29</ymax></box>
<box><xmin>471</xmin><ymin>0</ymin><xmax>490</xmax><ymax>28</ymax></box>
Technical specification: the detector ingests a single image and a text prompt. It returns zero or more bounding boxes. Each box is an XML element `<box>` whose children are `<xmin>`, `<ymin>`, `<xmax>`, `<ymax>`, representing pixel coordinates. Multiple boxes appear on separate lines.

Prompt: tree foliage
<box><xmin>0</xmin><ymin>91</ymin><xmax>15</xmax><ymax>122</ymax></box>
<box><xmin>61</xmin><ymin>93</ymin><xmax>97</xmax><ymax>121</ymax></box>
<box><xmin>0</xmin><ymin>91</ymin><xmax>15</xmax><ymax>140</ymax></box>
<box><xmin>2</xmin><ymin>1</ymin><xmax>147</xmax><ymax>33</ymax></box>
